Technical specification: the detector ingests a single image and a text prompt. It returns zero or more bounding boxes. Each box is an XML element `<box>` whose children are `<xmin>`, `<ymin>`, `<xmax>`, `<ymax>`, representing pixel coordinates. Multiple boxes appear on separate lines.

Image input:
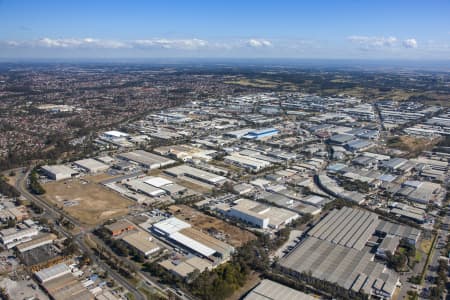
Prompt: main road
<box><xmin>14</xmin><ymin>168</ymin><xmax>146</xmax><ymax>300</ymax></box>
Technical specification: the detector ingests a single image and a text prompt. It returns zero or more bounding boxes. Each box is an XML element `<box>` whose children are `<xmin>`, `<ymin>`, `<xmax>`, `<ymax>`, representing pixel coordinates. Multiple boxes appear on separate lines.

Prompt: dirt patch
<box><xmin>43</xmin><ymin>178</ymin><xmax>133</xmax><ymax>226</ymax></box>
<box><xmin>387</xmin><ymin>136</ymin><xmax>441</xmax><ymax>157</ymax></box>
<box><xmin>168</xmin><ymin>205</ymin><xmax>256</xmax><ymax>248</ymax></box>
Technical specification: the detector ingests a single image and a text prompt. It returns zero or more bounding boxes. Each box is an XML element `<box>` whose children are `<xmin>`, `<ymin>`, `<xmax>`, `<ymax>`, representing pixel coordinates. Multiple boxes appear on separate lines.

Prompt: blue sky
<box><xmin>0</xmin><ymin>0</ymin><xmax>449</xmax><ymax>59</ymax></box>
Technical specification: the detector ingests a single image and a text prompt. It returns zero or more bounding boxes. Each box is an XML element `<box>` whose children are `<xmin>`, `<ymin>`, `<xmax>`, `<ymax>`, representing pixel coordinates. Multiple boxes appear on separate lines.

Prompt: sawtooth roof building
<box><xmin>279</xmin><ymin>207</ymin><xmax>415</xmax><ymax>299</ymax></box>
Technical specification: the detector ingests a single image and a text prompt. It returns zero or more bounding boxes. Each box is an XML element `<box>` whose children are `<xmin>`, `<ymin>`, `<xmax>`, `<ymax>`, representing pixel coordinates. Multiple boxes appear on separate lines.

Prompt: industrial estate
<box><xmin>1</xmin><ymin>76</ymin><xmax>449</xmax><ymax>300</ymax></box>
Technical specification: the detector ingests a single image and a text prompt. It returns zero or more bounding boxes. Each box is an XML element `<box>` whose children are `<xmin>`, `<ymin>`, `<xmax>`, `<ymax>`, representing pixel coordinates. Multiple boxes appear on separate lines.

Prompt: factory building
<box><xmin>244</xmin><ymin>279</ymin><xmax>315</xmax><ymax>300</ymax></box>
<box><xmin>118</xmin><ymin>150</ymin><xmax>175</xmax><ymax>170</ymax></box>
<box><xmin>41</xmin><ymin>164</ymin><xmax>78</xmax><ymax>181</ymax></box>
<box><xmin>280</xmin><ymin>207</ymin><xmax>403</xmax><ymax>299</ymax></box>
<box><xmin>102</xmin><ymin>130</ymin><xmax>129</xmax><ymax>140</ymax></box>
<box><xmin>152</xmin><ymin>217</ymin><xmax>234</xmax><ymax>261</ymax></box>
<box><xmin>224</xmin><ymin>199</ymin><xmax>299</xmax><ymax>229</ymax></box>
<box><xmin>73</xmin><ymin>158</ymin><xmax>109</xmax><ymax>173</ymax></box>
<box><xmin>121</xmin><ymin>230</ymin><xmax>160</xmax><ymax>257</ymax></box>
<box><xmin>35</xmin><ymin>263</ymin><xmax>94</xmax><ymax>299</ymax></box>
<box><xmin>0</xmin><ymin>227</ymin><xmax>39</xmax><ymax>248</ymax></box>
<box><xmin>243</xmin><ymin>128</ymin><xmax>279</xmax><ymax>140</ymax></box>
<box><xmin>224</xmin><ymin>153</ymin><xmax>271</xmax><ymax>172</ymax></box>
<box><xmin>164</xmin><ymin>165</ymin><xmax>227</xmax><ymax>186</ymax></box>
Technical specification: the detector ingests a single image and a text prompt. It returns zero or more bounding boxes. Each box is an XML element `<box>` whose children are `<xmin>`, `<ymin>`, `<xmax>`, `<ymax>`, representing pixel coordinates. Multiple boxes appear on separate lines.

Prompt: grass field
<box><xmin>43</xmin><ymin>176</ymin><xmax>133</xmax><ymax>226</ymax></box>
<box><xmin>420</xmin><ymin>239</ymin><xmax>433</xmax><ymax>253</ymax></box>
<box><xmin>168</xmin><ymin>204</ymin><xmax>256</xmax><ymax>248</ymax></box>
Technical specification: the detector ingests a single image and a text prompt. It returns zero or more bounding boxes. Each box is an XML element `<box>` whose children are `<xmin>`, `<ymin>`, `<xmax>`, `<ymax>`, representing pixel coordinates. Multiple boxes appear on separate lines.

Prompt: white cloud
<box><xmin>402</xmin><ymin>38</ymin><xmax>418</xmax><ymax>48</ymax></box>
<box><xmin>133</xmin><ymin>38</ymin><xmax>208</xmax><ymax>50</ymax></box>
<box><xmin>347</xmin><ymin>35</ymin><xmax>398</xmax><ymax>48</ymax></box>
<box><xmin>3</xmin><ymin>37</ymin><xmax>129</xmax><ymax>49</ymax></box>
<box><xmin>247</xmin><ymin>39</ymin><xmax>272</xmax><ymax>48</ymax></box>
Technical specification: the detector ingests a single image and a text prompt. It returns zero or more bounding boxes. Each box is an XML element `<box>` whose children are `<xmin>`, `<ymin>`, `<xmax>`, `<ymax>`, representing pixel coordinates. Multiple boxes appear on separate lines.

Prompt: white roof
<box><xmin>35</xmin><ymin>263</ymin><xmax>71</xmax><ymax>282</ymax></box>
<box><xmin>153</xmin><ymin>217</ymin><xmax>191</xmax><ymax>235</ymax></box>
<box><xmin>144</xmin><ymin>177</ymin><xmax>173</xmax><ymax>187</ymax></box>
<box><xmin>170</xmin><ymin>232</ymin><xmax>216</xmax><ymax>257</ymax></box>
<box><xmin>104</xmin><ymin>130</ymin><xmax>129</xmax><ymax>138</ymax></box>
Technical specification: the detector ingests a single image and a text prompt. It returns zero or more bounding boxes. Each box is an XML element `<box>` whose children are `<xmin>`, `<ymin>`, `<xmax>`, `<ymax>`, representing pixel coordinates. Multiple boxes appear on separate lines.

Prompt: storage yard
<box><xmin>42</xmin><ymin>178</ymin><xmax>133</xmax><ymax>225</ymax></box>
<box><xmin>167</xmin><ymin>205</ymin><xmax>256</xmax><ymax>247</ymax></box>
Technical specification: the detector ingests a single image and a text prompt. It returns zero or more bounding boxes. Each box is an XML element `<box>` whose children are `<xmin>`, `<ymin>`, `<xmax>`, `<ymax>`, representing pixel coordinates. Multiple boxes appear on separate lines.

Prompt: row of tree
<box><xmin>29</xmin><ymin>169</ymin><xmax>46</xmax><ymax>195</ymax></box>
<box><xmin>0</xmin><ymin>176</ymin><xmax>20</xmax><ymax>198</ymax></box>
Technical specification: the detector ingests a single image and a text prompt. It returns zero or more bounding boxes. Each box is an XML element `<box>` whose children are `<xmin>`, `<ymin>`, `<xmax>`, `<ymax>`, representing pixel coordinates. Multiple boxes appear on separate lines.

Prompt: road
<box><xmin>14</xmin><ymin>168</ymin><xmax>146</xmax><ymax>300</ymax></box>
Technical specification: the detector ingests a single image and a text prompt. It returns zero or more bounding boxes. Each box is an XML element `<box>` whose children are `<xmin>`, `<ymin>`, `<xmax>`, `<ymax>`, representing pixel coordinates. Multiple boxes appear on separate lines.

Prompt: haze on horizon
<box><xmin>0</xmin><ymin>0</ymin><xmax>449</xmax><ymax>61</ymax></box>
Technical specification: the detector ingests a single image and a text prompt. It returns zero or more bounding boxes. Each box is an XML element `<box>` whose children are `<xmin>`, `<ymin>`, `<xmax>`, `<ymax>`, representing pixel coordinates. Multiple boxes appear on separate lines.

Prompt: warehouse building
<box><xmin>164</xmin><ymin>165</ymin><xmax>227</xmax><ymax>186</ymax></box>
<box><xmin>243</xmin><ymin>128</ymin><xmax>279</xmax><ymax>140</ymax></box>
<box><xmin>279</xmin><ymin>207</ymin><xmax>409</xmax><ymax>299</ymax></box>
<box><xmin>280</xmin><ymin>237</ymin><xmax>399</xmax><ymax>299</ymax></box>
<box><xmin>224</xmin><ymin>153</ymin><xmax>272</xmax><ymax>172</ymax></box>
<box><xmin>159</xmin><ymin>256</ymin><xmax>213</xmax><ymax>279</ymax></box>
<box><xmin>307</xmin><ymin>207</ymin><xmax>379</xmax><ymax>250</ymax></box>
<box><xmin>118</xmin><ymin>150</ymin><xmax>175</xmax><ymax>169</ymax></box>
<box><xmin>152</xmin><ymin>217</ymin><xmax>234</xmax><ymax>261</ymax></box>
<box><xmin>35</xmin><ymin>263</ymin><xmax>72</xmax><ymax>283</ymax></box>
<box><xmin>224</xmin><ymin>199</ymin><xmax>299</xmax><ymax>229</ymax></box>
<box><xmin>41</xmin><ymin>164</ymin><xmax>78</xmax><ymax>180</ymax></box>
<box><xmin>244</xmin><ymin>279</ymin><xmax>315</xmax><ymax>300</ymax></box>
<box><xmin>73</xmin><ymin>158</ymin><xmax>109</xmax><ymax>173</ymax></box>
<box><xmin>16</xmin><ymin>233</ymin><xmax>57</xmax><ymax>253</ymax></box>
<box><xmin>0</xmin><ymin>227</ymin><xmax>39</xmax><ymax>248</ymax></box>
<box><xmin>105</xmin><ymin>219</ymin><xmax>136</xmax><ymax>236</ymax></box>
<box><xmin>121</xmin><ymin>230</ymin><xmax>160</xmax><ymax>257</ymax></box>
<box><xmin>35</xmin><ymin>263</ymin><xmax>93</xmax><ymax>300</ymax></box>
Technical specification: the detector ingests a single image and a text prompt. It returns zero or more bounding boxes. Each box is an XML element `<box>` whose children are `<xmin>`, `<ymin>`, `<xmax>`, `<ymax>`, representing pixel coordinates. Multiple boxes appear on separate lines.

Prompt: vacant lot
<box><xmin>43</xmin><ymin>177</ymin><xmax>133</xmax><ymax>226</ymax></box>
<box><xmin>168</xmin><ymin>204</ymin><xmax>256</xmax><ymax>247</ymax></box>
<box><xmin>387</xmin><ymin>135</ymin><xmax>441</xmax><ymax>157</ymax></box>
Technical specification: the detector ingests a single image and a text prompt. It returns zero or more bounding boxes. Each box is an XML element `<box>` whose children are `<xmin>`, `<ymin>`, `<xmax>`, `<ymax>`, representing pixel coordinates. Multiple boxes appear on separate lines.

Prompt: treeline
<box><xmin>0</xmin><ymin>176</ymin><xmax>20</xmax><ymax>198</ymax></box>
<box><xmin>29</xmin><ymin>169</ymin><xmax>45</xmax><ymax>195</ymax></box>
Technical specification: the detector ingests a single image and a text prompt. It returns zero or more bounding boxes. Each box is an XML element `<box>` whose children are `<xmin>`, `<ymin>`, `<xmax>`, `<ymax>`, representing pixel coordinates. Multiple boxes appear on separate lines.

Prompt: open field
<box><xmin>42</xmin><ymin>177</ymin><xmax>133</xmax><ymax>225</ymax></box>
<box><xmin>387</xmin><ymin>136</ymin><xmax>441</xmax><ymax>157</ymax></box>
<box><xmin>168</xmin><ymin>204</ymin><xmax>256</xmax><ymax>248</ymax></box>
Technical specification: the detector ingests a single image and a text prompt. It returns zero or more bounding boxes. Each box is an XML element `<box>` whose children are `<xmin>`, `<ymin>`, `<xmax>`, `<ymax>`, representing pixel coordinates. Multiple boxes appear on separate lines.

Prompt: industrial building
<box><xmin>307</xmin><ymin>207</ymin><xmax>379</xmax><ymax>250</ymax></box>
<box><xmin>35</xmin><ymin>263</ymin><xmax>93</xmax><ymax>300</ymax></box>
<box><xmin>0</xmin><ymin>227</ymin><xmax>39</xmax><ymax>249</ymax></box>
<box><xmin>16</xmin><ymin>233</ymin><xmax>57</xmax><ymax>253</ymax></box>
<box><xmin>118</xmin><ymin>150</ymin><xmax>175</xmax><ymax>169</ymax></box>
<box><xmin>244</xmin><ymin>279</ymin><xmax>315</xmax><ymax>300</ymax></box>
<box><xmin>121</xmin><ymin>230</ymin><xmax>160</xmax><ymax>257</ymax></box>
<box><xmin>243</xmin><ymin>128</ymin><xmax>279</xmax><ymax>140</ymax></box>
<box><xmin>159</xmin><ymin>256</ymin><xmax>213</xmax><ymax>279</ymax></box>
<box><xmin>104</xmin><ymin>219</ymin><xmax>136</xmax><ymax>236</ymax></box>
<box><xmin>102</xmin><ymin>130</ymin><xmax>129</xmax><ymax>140</ymax></box>
<box><xmin>224</xmin><ymin>153</ymin><xmax>272</xmax><ymax>172</ymax></box>
<box><xmin>280</xmin><ymin>237</ymin><xmax>399</xmax><ymax>299</ymax></box>
<box><xmin>164</xmin><ymin>165</ymin><xmax>227</xmax><ymax>186</ymax></box>
<box><xmin>41</xmin><ymin>164</ymin><xmax>78</xmax><ymax>180</ymax></box>
<box><xmin>73</xmin><ymin>158</ymin><xmax>109</xmax><ymax>173</ymax></box>
<box><xmin>152</xmin><ymin>217</ymin><xmax>234</xmax><ymax>261</ymax></box>
<box><xmin>223</xmin><ymin>199</ymin><xmax>299</xmax><ymax>229</ymax></box>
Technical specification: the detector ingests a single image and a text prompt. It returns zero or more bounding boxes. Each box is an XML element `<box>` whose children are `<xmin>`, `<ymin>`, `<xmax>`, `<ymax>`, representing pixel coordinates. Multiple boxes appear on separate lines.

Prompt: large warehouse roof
<box><xmin>307</xmin><ymin>207</ymin><xmax>379</xmax><ymax>250</ymax></box>
<box><xmin>119</xmin><ymin>150</ymin><xmax>174</xmax><ymax>168</ymax></box>
<box><xmin>280</xmin><ymin>237</ymin><xmax>398</xmax><ymax>297</ymax></box>
<box><xmin>144</xmin><ymin>176</ymin><xmax>173</xmax><ymax>187</ymax></box>
<box><xmin>170</xmin><ymin>231</ymin><xmax>216</xmax><ymax>257</ymax></box>
<box><xmin>73</xmin><ymin>158</ymin><xmax>109</xmax><ymax>172</ymax></box>
<box><xmin>35</xmin><ymin>263</ymin><xmax>71</xmax><ymax>283</ymax></box>
<box><xmin>244</xmin><ymin>279</ymin><xmax>315</xmax><ymax>300</ymax></box>
<box><xmin>153</xmin><ymin>217</ymin><xmax>191</xmax><ymax>235</ymax></box>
